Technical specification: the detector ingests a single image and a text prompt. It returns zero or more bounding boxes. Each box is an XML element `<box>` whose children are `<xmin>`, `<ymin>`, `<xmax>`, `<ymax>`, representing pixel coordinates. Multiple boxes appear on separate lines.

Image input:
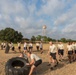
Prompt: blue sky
<box><xmin>0</xmin><ymin>0</ymin><xmax>76</xmax><ymax>39</ymax></box>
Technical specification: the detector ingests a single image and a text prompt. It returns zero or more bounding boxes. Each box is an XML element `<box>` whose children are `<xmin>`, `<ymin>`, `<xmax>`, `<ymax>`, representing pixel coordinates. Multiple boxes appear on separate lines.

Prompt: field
<box><xmin>0</xmin><ymin>43</ymin><xmax>76</xmax><ymax>75</ymax></box>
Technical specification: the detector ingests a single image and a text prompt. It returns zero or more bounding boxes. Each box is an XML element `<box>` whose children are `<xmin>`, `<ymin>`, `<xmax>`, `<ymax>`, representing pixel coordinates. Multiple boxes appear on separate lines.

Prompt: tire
<box><xmin>5</xmin><ymin>57</ymin><xmax>30</xmax><ymax>75</ymax></box>
<box><xmin>5</xmin><ymin>44</ymin><xmax>10</xmax><ymax>53</ymax></box>
<box><xmin>5</xmin><ymin>47</ymin><xmax>10</xmax><ymax>53</ymax></box>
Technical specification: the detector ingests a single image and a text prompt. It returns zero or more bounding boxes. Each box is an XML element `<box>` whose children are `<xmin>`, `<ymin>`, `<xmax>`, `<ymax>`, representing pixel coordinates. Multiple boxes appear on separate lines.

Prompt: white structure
<box><xmin>42</xmin><ymin>25</ymin><xmax>47</xmax><ymax>36</ymax></box>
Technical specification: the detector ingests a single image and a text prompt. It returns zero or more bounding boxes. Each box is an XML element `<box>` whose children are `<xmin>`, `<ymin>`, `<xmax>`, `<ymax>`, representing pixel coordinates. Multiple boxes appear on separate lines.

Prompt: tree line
<box><xmin>31</xmin><ymin>35</ymin><xmax>76</xmax><ymax>43</ymax></box>
<box><xmin>0</xmin><ymin>27</ymin><xmax>76</xmax><ymax>43</ymax></box>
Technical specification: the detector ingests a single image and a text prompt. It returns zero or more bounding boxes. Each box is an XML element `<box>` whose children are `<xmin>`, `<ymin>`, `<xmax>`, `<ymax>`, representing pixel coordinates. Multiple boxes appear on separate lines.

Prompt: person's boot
<box><xmin>50</xmin><ymin>62</ymin><xmax>55</xmax><ymax>70</ymax></box>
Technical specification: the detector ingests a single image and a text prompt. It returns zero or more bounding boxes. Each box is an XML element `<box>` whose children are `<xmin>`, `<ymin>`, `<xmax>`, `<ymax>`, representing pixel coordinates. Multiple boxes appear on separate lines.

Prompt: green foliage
<box><xmin>1</xmin><ymin>27</ymin><xmax>75</xmax><ymax>43</ymax></box>
<box><xmin>30</xmin><ymin>35</ymin><xmax>76</xmax><ymax>43</ymax></box>
<box><xmin>30</xmin><ymin>35</ymin><xmax>55</xmax><ymax>42</ymax></box>
<box><xmin>60</xmin><ymin>38</ymin><xmax>67</xmax><ymax>43</ymax></box>
<box><xmin>59</xmin><ymin>38</ymin><xmax>76</xmax><ymax>43</ymax></box>
<box><xmin>36</xmin><ymin>35</ymin><xmax>42</xmax><ymax>41</ymax></box>
<box><xmin>47</xmin><ymin>37</ymin><xmax>52</xmax><ymax>41</ymax></box>
<box><xmin>0</xmin><ymin>28</ymin><xmax>23</xmax><ymax>43</ymax></box>
<box><xmin>31</xmin><ymin>36</ymin><xmax>36</xmax><ymax>41</ymax></box>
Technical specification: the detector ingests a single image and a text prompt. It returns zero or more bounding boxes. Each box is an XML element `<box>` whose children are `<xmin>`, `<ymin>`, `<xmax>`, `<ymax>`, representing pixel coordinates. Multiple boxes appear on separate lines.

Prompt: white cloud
<box><xmin>54</xmin><ymin>4</ymin><xmax>76</xmax><ymax>25</ymax></box>
<box><xmin>62</xmin><ymin>22</ymin><xmax>76</xmax><ymax>33</ymax></box>
<box><xmin>0</xmin><ymin>0</ymin><xmax>28</xmax><ymax>15</ymax></box>
<box><xmin>0</xmin><ymin>14</ymin><xmax>2</xmax><ymax>19</ymax></box>
<box><xmin>52</xmin><ymin>3</ymin><xmax>76</xmax><ymax>39</ymax></box>
<box><xmin>37</xmin><ymin>0</ymin><xmax>66</xmax><ymax>16</ymax></box>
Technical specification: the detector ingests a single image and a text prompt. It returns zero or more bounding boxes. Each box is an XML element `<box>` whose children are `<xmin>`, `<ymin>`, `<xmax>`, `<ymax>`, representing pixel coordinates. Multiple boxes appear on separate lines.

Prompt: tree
<box><xmin>52</xmin><ymin>39</ymin><xmax>56</xmax><ymax>42</ymax></box>
<box><xmin>0</xmin><ymin>28</ymin><xmax>23</xmax><ymax>43</ymax></box>
<box><xmin>31</xmin><ymin>36</ymin><xmax>36</xmax><ymax>41</ymax></box>
<box><xmin>47</xmin><ymin>37</ymin><xmax>52</xmax><ymax>41</ymax></box>
<box><xmin>60</xmin><ymin>38</ymin><xmax>67</xmax><ymax>43</ymax></box>
<box><xmin>32</xmin><ymin>35</ymin><xmax>54</xmax><ymax>42</ymax></box>
<box><xmin>42</xmin><ymin>36</ymin><xmax>48</xmax><ymax>42</ymax></box>
<box><xmin>36</xmin><ymin>35</ymin><xmax>42</xmax><ymax>41</ymax></box>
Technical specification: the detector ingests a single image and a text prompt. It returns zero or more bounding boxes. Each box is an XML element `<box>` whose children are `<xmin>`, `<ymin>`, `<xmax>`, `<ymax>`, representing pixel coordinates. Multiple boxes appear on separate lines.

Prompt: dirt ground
<box><xmin>0</xmin><ymin>44</ymin><xmax>76</xmax><ymax>75</ymax></box>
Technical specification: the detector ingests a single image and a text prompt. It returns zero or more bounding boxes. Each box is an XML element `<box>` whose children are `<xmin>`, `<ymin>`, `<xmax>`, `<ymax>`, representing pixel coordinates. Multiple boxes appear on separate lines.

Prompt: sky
<box><xmin>0</xmin><ymin>0</ymin><xmax>76</xmax><ymax>40</ymax></box>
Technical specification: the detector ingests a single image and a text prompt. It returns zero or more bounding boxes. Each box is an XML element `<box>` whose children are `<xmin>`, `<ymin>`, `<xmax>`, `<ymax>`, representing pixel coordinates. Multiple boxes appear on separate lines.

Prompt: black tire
<box><xmin>5</xmin><ymin>45</ymin><xmax>10</xmax><ymax>53</ymax></box>
<box><xmin>5</xmin><ymin>57</ymin><xmax>30</xmax><ymax>75</ymax></box>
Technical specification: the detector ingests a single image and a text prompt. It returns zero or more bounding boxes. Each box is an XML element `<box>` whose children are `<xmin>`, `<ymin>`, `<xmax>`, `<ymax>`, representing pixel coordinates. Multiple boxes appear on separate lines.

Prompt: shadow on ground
<box><xmin>34</xmin><ymin>62</ymin><xmax>65</xmax><ymax>75</ymax></box>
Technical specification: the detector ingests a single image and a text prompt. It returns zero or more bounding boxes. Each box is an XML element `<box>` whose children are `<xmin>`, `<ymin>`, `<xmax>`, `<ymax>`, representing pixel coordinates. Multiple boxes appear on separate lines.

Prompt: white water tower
<box><xmin>42</xmin><ymin>25</ymin><xmax>47</xmax><ymax>36</ymax></box>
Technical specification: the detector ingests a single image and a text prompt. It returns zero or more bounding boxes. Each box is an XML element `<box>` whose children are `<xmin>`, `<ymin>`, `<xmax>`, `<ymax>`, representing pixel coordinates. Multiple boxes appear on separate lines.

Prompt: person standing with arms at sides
<box><xmin>18</xmin><ymin>42</ymin><xmax>21</xmax><ymax>53</ymax></box>
<box><xmin>40</xmin><ymin>41</ymin><xmax>43</xmax><ymax>54</ymax></box>
<box><xmin>24</xmin><ymin>42</ymin><xmax>27</xmax><ymax>53</ymax></box>
<box><xmin>1</xmin><ymin>42</ymin><xmax>3</xmax><ymax>50</ymax></box>
<box><xmin>74</xmin><ymin>42</ymin><xmax>76</xmax><ymax>61</ymax></box>
<box><xmin>36</xmin><ymin>42</ymin><xmax>40</xmax><ymax>51</ymax></box>
<box><xmin>72</xmin><ymin>42</ymin><xmax>76</xmax><ymax>61</ymax></box>
<box><xmin>58</xmin><ymin>42</ymin><xmax>64</xmax><ymax>61</ymax></box>
<box><xmin>67</xmin><ymin>42</ymin><xmax>74</xmax><ymax>63</ymax></box>
<box><xmin>26</xmin><ymin>51</ymin><xmax>42</xmax><ymax>75</ymax></box>
<box><xmin>3</xmin><ymin>42</ymin><xmax>6</xmax><ymax>50</ymax></box>
<box><xmin>48</xmin><ymin>41</ymin><xmax>58</xmax><ymax>70</ymax></box>
<box><xmin>28</xmin><ymin>42</ymin><xmax>33</xmax><ymax>52</ymax></box>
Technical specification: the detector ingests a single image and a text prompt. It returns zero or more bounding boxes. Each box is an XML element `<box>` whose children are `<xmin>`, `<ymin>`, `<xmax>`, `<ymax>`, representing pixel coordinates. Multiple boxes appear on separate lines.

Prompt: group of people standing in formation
<box><xmin>1</xmin><ymin>42</ymin><xmax>19</xmax><ymax>53</ymax></box>
<box><xmin>0</xmin><ymin>41</ymin><xmax>43</xmax><ymax>54</ymax></box>
<box><xmin>1</xmin><ymin>41</ymin><xmax>76</xmax><ymax>75</ymax></box>
<box><xmin>23</xmin><ymin>41</ymin><xmax>43</xmax><ymax>54</ymax></box>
